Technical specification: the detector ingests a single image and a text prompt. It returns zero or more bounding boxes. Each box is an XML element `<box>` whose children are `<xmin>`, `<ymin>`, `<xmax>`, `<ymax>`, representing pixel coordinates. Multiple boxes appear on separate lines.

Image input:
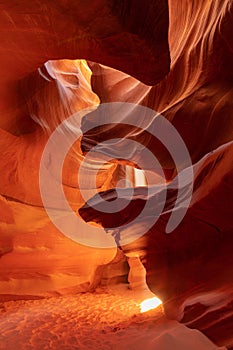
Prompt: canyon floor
<box><xmin>0</xmin><ymin>284</ymin><xmax>225</xmax><ymax>350</ymax></box>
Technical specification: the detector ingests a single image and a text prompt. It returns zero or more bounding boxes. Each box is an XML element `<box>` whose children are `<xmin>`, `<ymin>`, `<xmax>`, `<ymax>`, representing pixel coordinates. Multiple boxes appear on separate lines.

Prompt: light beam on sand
<box><xmin>140</xmin><ymin>297</ymin><xmax>162</xmax><ymax>313</ymax></box>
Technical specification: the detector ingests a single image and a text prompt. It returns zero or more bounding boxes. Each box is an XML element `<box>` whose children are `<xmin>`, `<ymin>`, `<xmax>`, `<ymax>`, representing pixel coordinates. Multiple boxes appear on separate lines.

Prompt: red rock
<box><xmin>0</xmin><ymin>0</ymin><xmax>233</xmax><ymax>349</ymax></box>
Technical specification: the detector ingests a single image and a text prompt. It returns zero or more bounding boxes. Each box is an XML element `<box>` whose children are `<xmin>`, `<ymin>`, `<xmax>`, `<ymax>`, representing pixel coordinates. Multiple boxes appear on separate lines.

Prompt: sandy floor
<box><xmin>0</xmin><ymin>285</ymin><xmax>226</xmax><ymax>350</ymax></box>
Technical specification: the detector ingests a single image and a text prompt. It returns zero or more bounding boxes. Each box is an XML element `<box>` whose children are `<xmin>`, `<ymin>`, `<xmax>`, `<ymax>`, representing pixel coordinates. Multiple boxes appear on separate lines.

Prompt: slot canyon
<box><xmin>0</xmin><ymin>1</ymin><xmax>232</xmax><ymax>349</ymax></box>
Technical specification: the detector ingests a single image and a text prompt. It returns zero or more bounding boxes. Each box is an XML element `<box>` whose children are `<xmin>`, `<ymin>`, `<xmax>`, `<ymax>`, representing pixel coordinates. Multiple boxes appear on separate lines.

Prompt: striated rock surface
<box><xmin>0</xmin><ymin>0</ymin><xmax>170</xmax><ymax>298</ymax></box>
<box><xmin>79</xmin><ymin>0</ymin><xmax>233</xmax><ymax>348</ymax></box>
<box><xmin>0</xmin><ymin>0</ymin><xmax>233</xmax><ymax>349</ymax></box>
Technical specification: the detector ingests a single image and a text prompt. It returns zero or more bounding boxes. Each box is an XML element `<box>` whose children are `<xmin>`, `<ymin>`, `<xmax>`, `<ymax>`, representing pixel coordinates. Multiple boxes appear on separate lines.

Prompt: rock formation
<box><xmin>0</xmin><ymin>0</ymin><xmax>232</xmax><ymax>349</ymax></box>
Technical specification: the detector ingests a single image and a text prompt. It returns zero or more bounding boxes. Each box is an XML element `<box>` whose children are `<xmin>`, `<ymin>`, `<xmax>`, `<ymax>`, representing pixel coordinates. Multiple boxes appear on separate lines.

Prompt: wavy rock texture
<box><xmin>0</xmin><ymin>0</ymin><xmax>233</xmax><ymax>349</ymax></box>
<box><xmin>80</xmin><ymin>141</ymin><xmax>233</xmax><ymax>349</ymax></box>
<box><xmin>0</xmin><ymin>0</ymin><xmax>169</xmax><ymax>298</ymax></box>
<box><xmin>80</xmin><ymin>0</ymin><xmax>233</xmax><ymax>348</ymax></box>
